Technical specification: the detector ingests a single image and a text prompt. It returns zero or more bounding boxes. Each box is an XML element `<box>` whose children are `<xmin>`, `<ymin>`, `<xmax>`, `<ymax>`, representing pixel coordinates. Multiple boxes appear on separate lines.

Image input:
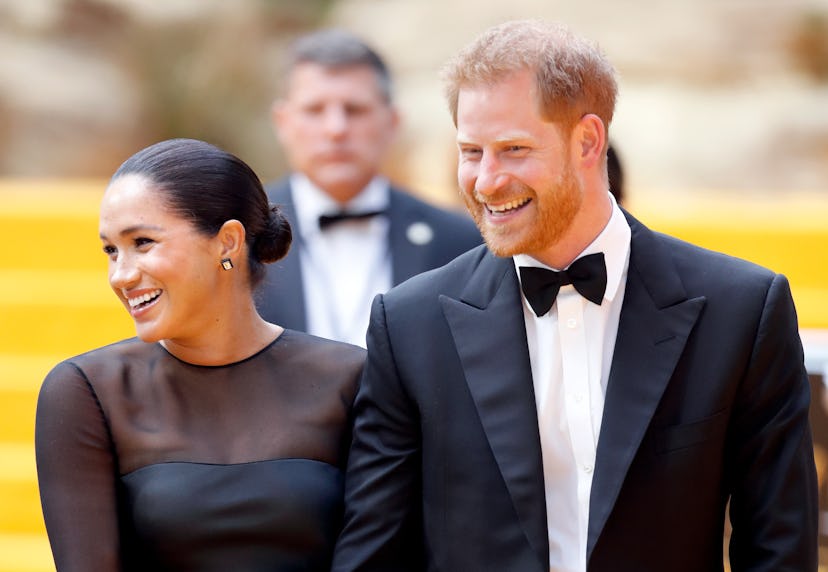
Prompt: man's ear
<box><xmin>571</xmin><ymin>113</ymin><xmax>606</xmax><ymax>169</ymax></box>
<box><xmin>381</xmin><ymin>104</ymin><xmax>401</xmax><ymax>148</ymax></box>
<box><xmin>270</xmin><ymin>100</ymin><xmax>288</xmax><ymax>144</ymax></box>
<box><xmin>217</xmin><ymin>219</ymin><xmax>246</xmax><ymax>261</ymax></box>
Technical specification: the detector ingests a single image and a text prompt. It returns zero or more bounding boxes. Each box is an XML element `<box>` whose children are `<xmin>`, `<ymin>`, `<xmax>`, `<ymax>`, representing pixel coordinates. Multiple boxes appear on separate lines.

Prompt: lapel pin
<box><xmin>406</xmin><ymin>222</ymin><xmax>434</xmax><ymax>246</ymax></box>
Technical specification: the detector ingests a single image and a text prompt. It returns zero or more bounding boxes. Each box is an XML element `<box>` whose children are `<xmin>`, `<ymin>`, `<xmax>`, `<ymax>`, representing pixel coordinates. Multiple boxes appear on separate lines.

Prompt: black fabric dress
<box><xmin>35</xmin><ymin>330</ymin><xmax>365</xmax><ymax>572</ymax></box>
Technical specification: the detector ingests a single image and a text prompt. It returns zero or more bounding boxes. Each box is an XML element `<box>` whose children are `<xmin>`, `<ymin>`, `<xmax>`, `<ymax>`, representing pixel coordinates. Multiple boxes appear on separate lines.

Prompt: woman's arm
<box><xmin>35</xmin><ymin>360</ymin><xmax>122</xmax><ymax>571</ymax></box>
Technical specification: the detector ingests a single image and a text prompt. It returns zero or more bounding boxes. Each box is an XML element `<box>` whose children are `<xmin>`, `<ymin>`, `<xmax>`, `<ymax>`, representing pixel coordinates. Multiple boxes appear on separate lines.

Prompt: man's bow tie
<box><xmin>519</xmin><ymin>252</ymin><xmax>607</xmax><ymax>317</ymax></box>
<box><xmin>318</xmin><ymin>209</ymin><xmax>385</xmax><ymax>230</ymax></box>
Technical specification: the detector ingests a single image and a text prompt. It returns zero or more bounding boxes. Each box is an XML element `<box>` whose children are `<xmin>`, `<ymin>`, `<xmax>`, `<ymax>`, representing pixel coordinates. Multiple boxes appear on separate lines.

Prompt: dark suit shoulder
<box><xmin>389</xmin><ymin>187</ymin><xmax>480</xmax><ymax>243</ymax></box>
<box><xmin>384</xmin><ymin>244</ymin><xmax>493</xmax><ymax>303</ymax></box>
<box><xmin>264</xmin><ymin>178</ymin><xmax>292</xmax><ymax>201</ymax></box>
<box><xmin>627</xmin><ymin>211</ymin><xmax>779</xmax><ymax>303</ymax></box>
<box><xmin>649</xmin><ymin>227</ymin><xmax>777</xmax><ymax>287</ymax></box>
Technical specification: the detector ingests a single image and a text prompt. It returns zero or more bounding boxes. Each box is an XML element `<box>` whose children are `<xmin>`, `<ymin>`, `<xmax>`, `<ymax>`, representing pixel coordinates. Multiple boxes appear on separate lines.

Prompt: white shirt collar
<box><xmin>513</xmin><ymin>192</ymin><xmax>631</xmax><ymax>303</ymax></box>
<box><xmin>289</xmin><ymin>173</ymin><xmax>391</xmax><ymax>239</ymax></box>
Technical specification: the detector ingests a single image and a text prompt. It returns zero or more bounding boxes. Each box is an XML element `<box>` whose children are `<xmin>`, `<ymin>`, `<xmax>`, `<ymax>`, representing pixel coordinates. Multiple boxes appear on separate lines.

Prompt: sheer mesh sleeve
<box><xmin>34</xmin><ymin>332</ymin><xmax>364</xmax><ymax>571</ymax></box>
<box><xmin>35</xmin><ymin>360</ymin><xmax>121</xmax><ymax>572</ymax></box>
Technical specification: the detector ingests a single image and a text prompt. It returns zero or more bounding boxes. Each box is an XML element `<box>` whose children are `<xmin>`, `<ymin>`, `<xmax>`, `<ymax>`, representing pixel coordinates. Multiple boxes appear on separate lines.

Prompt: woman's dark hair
<box><xmin>111</xmin><ymin>138</ymin><xmax>291</xmax><ymax>288</ymax></box>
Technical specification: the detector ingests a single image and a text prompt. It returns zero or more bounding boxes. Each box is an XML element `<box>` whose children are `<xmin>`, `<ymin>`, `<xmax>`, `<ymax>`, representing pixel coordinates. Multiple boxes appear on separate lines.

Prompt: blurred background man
<box><xmin>256</xmin><ymin>28</ymin><xmax>481</xmax><ymax>346</ymax></box>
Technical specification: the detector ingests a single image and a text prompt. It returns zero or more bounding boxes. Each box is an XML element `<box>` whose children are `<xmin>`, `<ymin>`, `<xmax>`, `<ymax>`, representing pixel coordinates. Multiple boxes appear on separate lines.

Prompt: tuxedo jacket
<box><xmin>332</xmin><ymin>211</ymin><xmax>818</xmax><ymax>572</ymax></box>
<box><xmin>255</xmin><ymin>179</ymin><xmax>482</xmax><ymax>331</ymax></box>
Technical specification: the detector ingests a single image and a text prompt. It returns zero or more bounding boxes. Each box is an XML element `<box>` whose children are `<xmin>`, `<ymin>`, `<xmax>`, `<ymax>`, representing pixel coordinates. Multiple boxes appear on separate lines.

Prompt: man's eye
<box><xmin>301</xmin><ymin>104</ymin><xmax>324</xmax><ymax>115</ymax></box>
<box><xmin>345</xmin><ymin>104</ymin><xmax>369</xmax><ymax>117</ymax></box>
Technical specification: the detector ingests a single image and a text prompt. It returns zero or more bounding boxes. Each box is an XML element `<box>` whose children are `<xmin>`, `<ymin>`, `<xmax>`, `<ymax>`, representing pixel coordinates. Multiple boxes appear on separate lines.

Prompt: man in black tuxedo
<box><xmin>332</xmin><ymin>20</ymin><xmax>817</xmax><ymax>571</ymax></box>
<box><xmin>257</xmin><ymin>29</ymin><xmax>481</xmax><ymax>346</ymax></box>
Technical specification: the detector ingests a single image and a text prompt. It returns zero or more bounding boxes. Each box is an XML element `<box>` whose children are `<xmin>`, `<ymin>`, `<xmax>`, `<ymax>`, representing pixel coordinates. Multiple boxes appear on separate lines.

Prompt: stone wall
<box><xmin>1</xmin><ymin>0</ymin><xmax>826</xmax><ymax>205</ymax></box>
<box><xmin>332</xmin><ymin>0</ymin><xmax>828</xmax><ymax>203</ymax></box>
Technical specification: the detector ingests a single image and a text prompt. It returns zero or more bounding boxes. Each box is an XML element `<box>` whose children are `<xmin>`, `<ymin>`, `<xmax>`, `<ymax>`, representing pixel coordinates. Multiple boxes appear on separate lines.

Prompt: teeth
<box><xmin>127</xmin><ymin>289</ymin><xmax>162</xmax><ymax>308</ymax></box>
<box><xmin>488</xmin><ymin>198</ymin><xmax>529</xmax><ymax>213</ymax></box>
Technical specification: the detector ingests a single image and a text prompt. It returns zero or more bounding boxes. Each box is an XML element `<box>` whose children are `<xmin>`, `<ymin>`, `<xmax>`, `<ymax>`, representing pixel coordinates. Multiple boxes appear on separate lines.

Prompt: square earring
<box><xmin>221</xmin><ymin>258</ymin><xmax>233</xmax><ymax>271</ymax></box>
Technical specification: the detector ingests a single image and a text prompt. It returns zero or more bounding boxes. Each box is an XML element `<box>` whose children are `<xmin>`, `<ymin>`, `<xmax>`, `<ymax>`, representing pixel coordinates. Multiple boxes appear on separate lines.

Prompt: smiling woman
<box><xmin>34</xmin><ymin>138</ymin><xmax>366</xmax><ymax>571</ymax></box>
<box><xmin>99</xmin><ymin>173</ymin><xmax>235</xmax><ymax>351</ymax></box>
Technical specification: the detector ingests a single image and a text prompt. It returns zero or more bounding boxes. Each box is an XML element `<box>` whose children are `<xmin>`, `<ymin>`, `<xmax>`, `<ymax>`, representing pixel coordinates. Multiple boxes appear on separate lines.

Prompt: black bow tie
<box><xmin>318</xmin><ymin>209</ymin><xmax>385</xmax><ymax>230</ymax></box>
<box><xmin>519</xmin><ymin>252</ymin><xmax>607</xmax><ymax>317</ymax></box>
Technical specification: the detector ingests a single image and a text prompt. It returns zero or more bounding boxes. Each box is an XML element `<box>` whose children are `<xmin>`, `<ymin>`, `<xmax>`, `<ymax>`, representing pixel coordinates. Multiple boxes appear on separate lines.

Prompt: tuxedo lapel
<box><xmin>261</xmin><ymin>182</ymin><xmax>307</xmax><ymax>331</ymax></box>
<box><xmin>387</xmin><ymin>190</ymin><xmax>432</xmax><ymax>285</ymax></box>
<box><xmin>440</xmin><ymin>251</ymin><xmax>548</xmax><ymax>568</ymax></box>
<box><xmin>587</xmin><ymin>213</ymin><xmax>705</xmax><ymax>557</ymax></box>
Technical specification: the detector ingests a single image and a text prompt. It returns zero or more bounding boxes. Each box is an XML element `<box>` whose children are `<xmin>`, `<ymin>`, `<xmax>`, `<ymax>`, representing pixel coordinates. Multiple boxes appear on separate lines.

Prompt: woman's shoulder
<box><xmin>42</xmin><ymin>338</ymin><xmax>158</xmax><ymax>389</ymax></box>
<box><xmin>275</xmin><ymin>329</ymin><xmax>365</xmax><ymax>363</ymax></box>
<box><xmin>271</xmin><ymin>330</ymin><xmax>365</xmax><ymax>386</ymax></box>
<box><xmin>38</xmin><ymin>338</ymin><xmax>157</xmax><ymax>415</ymax></box>
<box><xmin>55</xmin><ymin>337</ymin><xmax>155</xmax><ymax>369</ymax></box>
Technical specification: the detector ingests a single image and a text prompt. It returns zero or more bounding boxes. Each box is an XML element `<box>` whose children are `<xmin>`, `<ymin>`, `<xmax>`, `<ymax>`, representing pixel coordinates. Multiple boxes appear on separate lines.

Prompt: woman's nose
<box><xmin>109</xmin><ymin>255</ymin><xmax>140</xmax><ymax>290</ymax></box>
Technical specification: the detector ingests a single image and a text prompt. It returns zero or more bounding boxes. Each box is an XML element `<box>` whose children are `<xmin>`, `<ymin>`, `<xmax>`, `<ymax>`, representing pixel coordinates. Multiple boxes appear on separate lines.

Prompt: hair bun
<box><xmin>254</xmin><ymin>205</ymin><xmax>292</xmax><ymax>263</ymax></box>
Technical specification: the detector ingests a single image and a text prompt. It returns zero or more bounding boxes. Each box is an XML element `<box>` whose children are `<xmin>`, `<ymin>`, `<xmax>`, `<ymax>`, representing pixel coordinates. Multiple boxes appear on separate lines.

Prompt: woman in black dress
<box><xmin>35</xmin><ymin>138</ymin><xmax>365</xmax><ymax>571</ymax></box>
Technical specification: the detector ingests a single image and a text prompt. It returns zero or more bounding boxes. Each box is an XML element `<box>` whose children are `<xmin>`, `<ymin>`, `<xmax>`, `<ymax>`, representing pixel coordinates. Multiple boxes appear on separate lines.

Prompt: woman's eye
<box><xmin>102</xmin><ymin>245</ymin><xmax>117</xmax><ymax>257</ymax></box>
<box><xmin>134</xmin><ymin>237</ymin><xmax>154</xmax><ymax>248</ymax></box>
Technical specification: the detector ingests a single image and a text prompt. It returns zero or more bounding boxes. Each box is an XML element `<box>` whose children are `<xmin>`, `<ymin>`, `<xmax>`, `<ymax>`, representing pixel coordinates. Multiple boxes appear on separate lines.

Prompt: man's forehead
<box><xmin>286</xmin><ymin>64</ymin><xmax>386</xmax><ymax>100</ymax></box>
<box><xmin>456</xmin><ymin>129</ymin><xmax>535</xmax><ymax>144</ymax></box>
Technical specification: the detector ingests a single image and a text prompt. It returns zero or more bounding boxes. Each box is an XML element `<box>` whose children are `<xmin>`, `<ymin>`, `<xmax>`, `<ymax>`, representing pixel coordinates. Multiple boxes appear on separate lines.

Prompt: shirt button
<box><xmin>583</xmin><ymin>465</ymin><xmax>593</xmax><ymax>474</ymax></box>
<box><xmin>566</xmin><ymin>318</ymin><xmax>577</xmax><ymax>328</ymax></box>
<box><xmin>574</xmin><ymin>393</ymin><xmax>584</xmax><ymax>403</ymax></box>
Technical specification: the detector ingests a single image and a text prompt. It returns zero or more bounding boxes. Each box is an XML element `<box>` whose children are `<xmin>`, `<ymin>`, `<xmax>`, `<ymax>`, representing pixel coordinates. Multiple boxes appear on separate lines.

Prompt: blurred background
<box><xmin>1</xmin><ymin>0</ymin><xmax>827</xmax><ymax>570</ymax></box>
<box><xmin>1</xmin><ymin>0</ymin><xmax>828</xmax><ymax>194</ymax></box>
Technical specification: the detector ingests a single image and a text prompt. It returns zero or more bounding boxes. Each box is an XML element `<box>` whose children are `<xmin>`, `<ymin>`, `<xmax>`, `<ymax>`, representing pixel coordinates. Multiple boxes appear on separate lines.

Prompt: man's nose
<box><xmin>323</xmin><ymin>105</ymin><xmax>348</xmax><ymax>137</ymax></box>
<box><xmin>474</xmin><ymin>153</ymin><xmax>509</xmax><ymax>196</ymax></box>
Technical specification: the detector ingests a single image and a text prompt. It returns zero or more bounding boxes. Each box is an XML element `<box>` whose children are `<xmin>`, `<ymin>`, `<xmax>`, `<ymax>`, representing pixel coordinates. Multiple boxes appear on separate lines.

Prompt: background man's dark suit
<box><xmin>333</xmin><ymin>211</ymin><xmax>817</xmax><ymax>571</ymax></box>
<box><xmin>255</xmin><ymin>179</ymin><xmax>482</xmax><ymax>331</ymax></box>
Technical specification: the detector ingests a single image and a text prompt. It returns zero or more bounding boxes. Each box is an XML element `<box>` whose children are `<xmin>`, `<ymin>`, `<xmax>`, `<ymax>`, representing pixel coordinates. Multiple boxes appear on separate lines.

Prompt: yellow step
<box><xmin>629</xmin><ymin>189</ymin><xmax>828</xmax><ymax>329</ymax></box>
<box><xmin>0</xmin><ymin>359</ymin><xmax>63</xmax><ymax>536</ymax></box>
<box><xmin>0</xmin><ymin>388</ymin><xmax>35</xmax><ymax>444</ymax></box>
<box><xmin>0</xmin><ymin>532</ymin><xmax>53</xmax><ymax>572</ymax></box>
<box><xmin>0</xmin><ymin>180</ymin><xmax>106</xmax><ymax>272</ymax></box>
<box><xmin>0</xmin><ymin>269</ymin><xmax>134</xmax><ymax>357</ymax></box>
<box><xmin>0</xmin><ymin>215</ymin><xmax>106</xmax><ymax>272</ymax></box>
<box><xmin>0</xmin><ymin>355</ymin><xmax>63</xmax><ymax>443</ymax></box>
<box><xmin>0</xmin><ymin>443</ymin><xmax>44</xmax><ymax>535</ymax></box>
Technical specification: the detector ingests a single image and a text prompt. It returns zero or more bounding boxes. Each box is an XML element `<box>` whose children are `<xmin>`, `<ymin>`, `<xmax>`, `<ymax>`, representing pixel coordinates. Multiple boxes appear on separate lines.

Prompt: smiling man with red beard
<box><xmin>332</xmin><ymin>19</ymin><xmax>817</xmax><ymax>572</ymax></box>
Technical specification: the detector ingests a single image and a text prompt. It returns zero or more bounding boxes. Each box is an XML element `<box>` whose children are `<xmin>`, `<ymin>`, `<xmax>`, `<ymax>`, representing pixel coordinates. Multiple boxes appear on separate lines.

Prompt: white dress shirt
<box><xmin>290</xmin><ymin>174</ymin><xmax>392</xmax><ymax>347</ymax></box>
<box><xmin>514</xmin><ymin>195</ymin><xmax>631</xmax><ymax>572</ymax></box>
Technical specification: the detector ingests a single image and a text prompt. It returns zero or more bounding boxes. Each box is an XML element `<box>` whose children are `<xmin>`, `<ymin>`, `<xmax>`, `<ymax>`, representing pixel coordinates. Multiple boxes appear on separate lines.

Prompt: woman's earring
<box><xmin>221</xmin><ymin>258</ymin><xmax>233</xmax><ymax>271</ymax></box>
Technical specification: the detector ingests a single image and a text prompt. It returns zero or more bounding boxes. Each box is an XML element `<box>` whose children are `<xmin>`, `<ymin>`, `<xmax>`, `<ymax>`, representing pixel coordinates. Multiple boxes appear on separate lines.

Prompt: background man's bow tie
<box><xmin>318</xmin><ymin>209</ymin><xmax>385</xmax><ymax>230</ymax></box>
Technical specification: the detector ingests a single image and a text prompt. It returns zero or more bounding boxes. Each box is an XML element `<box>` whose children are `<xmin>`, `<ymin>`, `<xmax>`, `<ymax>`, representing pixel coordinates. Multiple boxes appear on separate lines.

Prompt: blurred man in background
<box><xmin>257</xmin><ymin>28</ymin><xmax>481</xmax><ymax>346</ymax></box>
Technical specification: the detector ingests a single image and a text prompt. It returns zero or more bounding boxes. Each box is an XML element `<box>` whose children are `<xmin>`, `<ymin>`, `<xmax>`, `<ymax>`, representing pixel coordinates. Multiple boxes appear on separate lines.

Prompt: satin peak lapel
<box><xmin>388</xmin><ymin>190</ymin><xmax>431</xmax><ymax>284</ymax></box>
<box><xmin>587</xmin><ymin>215</ymin><xmax>705</xmax><ymax>558</ymax></box>
<box><xmin>260</xmin><ymin>182</ymin><xmax>306</xmax><ymax>330</ymax></box>
<box><xmin>440</xmin><ymin>252</ymin><xmax>548</xmax><ymax>568</ymax></box>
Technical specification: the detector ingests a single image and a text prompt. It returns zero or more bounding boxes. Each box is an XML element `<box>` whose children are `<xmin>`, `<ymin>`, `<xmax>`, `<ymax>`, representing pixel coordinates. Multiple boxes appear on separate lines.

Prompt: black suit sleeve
<box><xmin>726</xmin><ymin>273</ymin><xmax>818</xmax><ymax>571</ymax></box>
<box><xmin>332</xmin><ymin>294</ymin><xmax>424</xmax><ymax>571</ymax></box>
